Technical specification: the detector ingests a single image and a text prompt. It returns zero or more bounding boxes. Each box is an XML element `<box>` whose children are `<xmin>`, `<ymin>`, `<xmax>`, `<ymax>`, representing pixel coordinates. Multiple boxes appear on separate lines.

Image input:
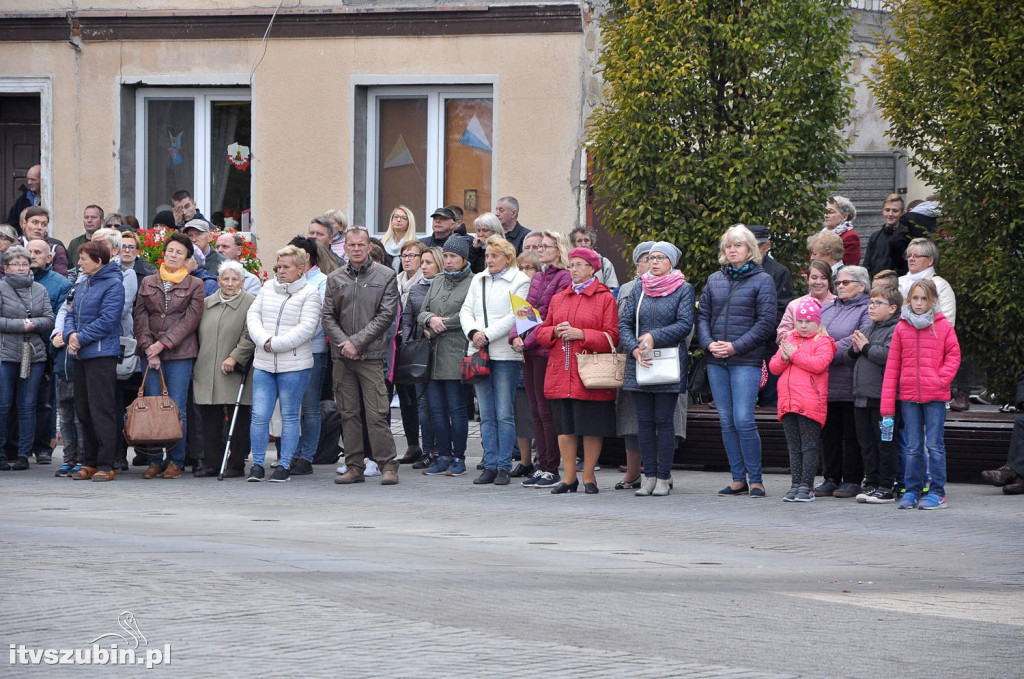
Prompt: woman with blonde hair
<box><xmin>324</xmin><ymin>208</ymin><xmax>349</xmax><ymax>260</ymax></box>
<box><xmin>382</xmin><ymin>206</ymin><xmax>418</xmax><ymax>272</ymax></box>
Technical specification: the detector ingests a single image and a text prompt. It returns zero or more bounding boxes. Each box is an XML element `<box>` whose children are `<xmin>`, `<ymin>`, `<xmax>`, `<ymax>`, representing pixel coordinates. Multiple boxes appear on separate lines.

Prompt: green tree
<box><xmin>870</xmin><ymin>0</ymin><xmax>1024</xmax><ymax>400</ymax></box>
<box><xmin>587</xmin><ymin>0</ymin><xmax>854</xmax><ymax>284</ymax></box>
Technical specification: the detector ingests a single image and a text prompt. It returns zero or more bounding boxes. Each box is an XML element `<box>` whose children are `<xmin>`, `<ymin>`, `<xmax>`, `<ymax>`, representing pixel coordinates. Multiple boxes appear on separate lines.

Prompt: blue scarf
<box><xmin>489</xmin><ymin>268</ymin><xmax>508</xmax><ymax>282</ymax></box>
<box><xmin>443</xmin><ymin>264</ymin><xmax>472</xmax><ymax>277</ymax></box>
<box><xmin>724</xmin><ymin>262</ymin><xmax>755</xmax><ymax>280</ymax></box>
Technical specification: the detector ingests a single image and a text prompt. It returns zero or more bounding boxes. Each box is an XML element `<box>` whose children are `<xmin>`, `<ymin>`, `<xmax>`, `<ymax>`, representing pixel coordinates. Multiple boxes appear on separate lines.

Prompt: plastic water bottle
<box><xmin>880</xmin><ymin>416</ymin><xmax>894</xmax><ymax>442</ymax></box>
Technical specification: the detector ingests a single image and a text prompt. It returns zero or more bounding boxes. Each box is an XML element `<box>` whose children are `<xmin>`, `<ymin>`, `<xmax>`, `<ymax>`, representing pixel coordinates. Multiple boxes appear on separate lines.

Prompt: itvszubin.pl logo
<box><xmin>9</xmin><ymin>611</ymin><xmax>171</xmax><ymax>668</ymax></box>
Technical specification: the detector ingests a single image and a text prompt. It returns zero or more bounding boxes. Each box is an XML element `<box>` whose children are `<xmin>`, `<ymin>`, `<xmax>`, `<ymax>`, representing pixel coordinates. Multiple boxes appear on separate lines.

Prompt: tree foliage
<box><xmin>586</xmin><ymin>0</ymin><xmax>854</xmax><ymax>285</ymax></box>
<box><xmin>869</xmin><ymin>0</ymin><xmax>1024</xmax><ymax>400</ymax></box>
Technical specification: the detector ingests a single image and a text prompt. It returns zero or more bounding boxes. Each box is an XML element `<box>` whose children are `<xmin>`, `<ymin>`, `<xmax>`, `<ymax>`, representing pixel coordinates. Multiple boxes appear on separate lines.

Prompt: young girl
<box><xmin>881</xmin><ymin>279</ymin><xmax>960</xmax><ymax>510</ymax></box>
<box><xmin>769</xmin><ymin>299</ymin><xmax>837</xmax><ymax>502</ymax></box>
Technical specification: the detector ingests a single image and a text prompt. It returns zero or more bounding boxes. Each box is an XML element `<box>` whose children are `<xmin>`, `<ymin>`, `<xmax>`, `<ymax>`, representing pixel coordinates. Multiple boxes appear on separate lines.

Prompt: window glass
<box><xmin>444</xmin><ymin>98</ymin><xmax>492</xmax><ymax>231</ymax></box>
<box><xmin>377</xmin><ymin>98</ymin><xmax>428</xmax><ymax>233</ymax></box>
<box><xmin>145</xmin><ymin>99</ymin><xmax>194</xmax><ymax>224</ymax></box>
<box><xmin>209</xmin><ymin>100</ymin><xmax>252</xmax><ymax>230</ymax></box>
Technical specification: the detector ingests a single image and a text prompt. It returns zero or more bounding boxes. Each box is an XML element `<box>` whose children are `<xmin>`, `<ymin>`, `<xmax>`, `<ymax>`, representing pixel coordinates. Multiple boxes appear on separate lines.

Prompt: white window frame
<box><xmin>364</xmin><ymin>85</ymin><xmax>495</xmax><ymax>235</ymax></box>
<box><xmin>134</xmin><ymin>87</ymin><xmax>252</xmax><ymax>228</ymax></box>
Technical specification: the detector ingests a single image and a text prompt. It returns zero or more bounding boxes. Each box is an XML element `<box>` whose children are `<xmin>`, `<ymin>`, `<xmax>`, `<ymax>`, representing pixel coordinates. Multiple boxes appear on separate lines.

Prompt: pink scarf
<box><xmin>640</xmin><ymin>270</ymin><xmax>686</xmax><ymax>297</ymax></box>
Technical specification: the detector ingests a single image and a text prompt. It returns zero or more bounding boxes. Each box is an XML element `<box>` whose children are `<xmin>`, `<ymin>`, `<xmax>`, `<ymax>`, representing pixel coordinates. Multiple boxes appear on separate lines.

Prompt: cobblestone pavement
<box><xmin>2</xmin><ymin>442</ymin><xmax>1022</xmax><ymax>678</ymax></box>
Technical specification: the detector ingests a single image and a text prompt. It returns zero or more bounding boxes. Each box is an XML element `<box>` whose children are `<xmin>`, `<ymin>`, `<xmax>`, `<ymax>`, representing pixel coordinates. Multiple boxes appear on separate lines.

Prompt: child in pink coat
<box><xmin>881</xmin><ymin>278</ymin><xmax>960</xmax><ymax>510</ymax></box>
<box><xmin>769</xmin><ymin>298</ymin><xmax>837</xmax><ymax>502</ymax></box>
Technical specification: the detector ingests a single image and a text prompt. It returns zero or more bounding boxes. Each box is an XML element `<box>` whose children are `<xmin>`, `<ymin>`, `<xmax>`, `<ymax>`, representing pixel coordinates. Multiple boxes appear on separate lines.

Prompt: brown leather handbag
<box><xmin>124</xmin><ymin>365</ymin><xmax>183</xmax><ymax>447</ymax></box>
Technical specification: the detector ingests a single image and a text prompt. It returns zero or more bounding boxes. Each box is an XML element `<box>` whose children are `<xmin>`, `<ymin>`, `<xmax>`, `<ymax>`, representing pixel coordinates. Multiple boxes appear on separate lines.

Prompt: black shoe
<box><xmin>494</xmin><ymin>470</ymin><xmax>511</xmax><ymax>485</ymax></box>
<box><xmin>584</xmin><ymin>482</ymin><xmax>599</xmax><ymax>494</ymax></box>
<box><xmin>290</xmin><ymin>458</ymin><xmax>314</xmax><ymax>475</ymax></box>
<box><xmin>718</xmin><ymin>482</ymin><xmax>748</xmax><ymax>496</ymax></box>
<box><xmin>550</xmin><ymin>480</ymin><xmax>579</xmax><ymax>494</ymax></box>
<box><xmin>473</xmin><ymin>469</ymin><xmax>498</xmax><ymax>485</ymax></box>
<box><xmin>118</xmin><ymin>459</ymin><xmax>129</xmax><ymax>472</ymax></box>
<box><xmin>35</xmin><ymin>452</ymin><xmax>52</xmax><ymax>464</ymax></box>
<box><xmin>509</xmin><ymin>462</ymin><xmax>535</xmax><ymax>478</ymax></box>
<box><xmin>270</xmin><ymin>466</ymin><xmax>290</xmax><ymax>483</ymax></box>
<box><xmin>412</xmin><ymin>453</ymin><xmax>435</xmax><ymax>470</ymax></box>
<box><xmin>194</xmin><ymin>467</ymin><xmax>219</xmax><ymax>478</ymax></box>
<box><xmin>0</xmin><ymin>459</ymin><xmax>12</xmax><ymax>471</ymax></box>
<box><xmin>247</xmin><ymin>464</ymin><xmax>265</xmax><ymax>482</ymax></box>
<box><xmin>131</xmin><ymin>454</ymin><xmax>148</xmax><ymax>467</ymax></box>
<box><xmin>223</xmin><ymin>467</ymin><xmax>245</xmax><ymax>478</ymax></box>
<box><xmin>476</xmin><ymin>460</ymin><xmax>486</xmax><ymax>470</ymax></box>
<box><xmin>11</xmin><ymin>457</ymin><xmax>29</xmax><ymax>471</ymax></box>
<box><xmin>397</xmin><ymin>445</ymin><xmax>423</xmax><ymax>465</ymax></box>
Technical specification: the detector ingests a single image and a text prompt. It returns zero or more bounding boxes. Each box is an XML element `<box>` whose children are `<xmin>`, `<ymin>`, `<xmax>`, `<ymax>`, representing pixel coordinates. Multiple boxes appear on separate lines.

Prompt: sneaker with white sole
<box><xmin>917</xmin><ymin>492</ymin><xmax>947</xmax><ymax>510</ymax></box>
<box><xmin>794</xmin><ymin>485</ymin><xmax>815</xmax><ymax>502</ymax></box>
<box><xmin>783</xmin><ymin>486</ymin><xmax>798</xmax><ymax>502</ymax></box>
<box><xmin>335</xmin><ymin>464</ymin><xmax>348</xmax><ymax>475</ymax></box>
<box><xmin>521</xmin><ymin>469</ymin><xmax>545</xmax><ymax>487</ymax></box>
<box><xmin>364</xmin><ymin>459</ymin><xmax>382</xmax><ymax>477</ymax></box>
<box><xmin>863</xmin><ymin>488</ymin><xmax>896</xmax><ymax>504</ymax></box>
<box><xmin>532</xmin><ymin>471</ymin><xmax>561</xmax><ymax>488</ymax></box>
<box><xmin>270</xmin><ymin>466</ymin><xmax>290</xmax><ymax>483</ymax></box>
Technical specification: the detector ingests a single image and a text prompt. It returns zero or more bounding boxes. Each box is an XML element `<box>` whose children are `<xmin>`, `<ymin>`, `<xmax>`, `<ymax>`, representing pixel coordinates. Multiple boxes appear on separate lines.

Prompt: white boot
<box><xmin>652</xmin><ymin>478</ymin><xmax>671</xmax><ymax>496</ymax></box>
<box><xmin>635</xmin><ymin>477</ymin><xmax>657</xmax><ymax>496</ymax></box>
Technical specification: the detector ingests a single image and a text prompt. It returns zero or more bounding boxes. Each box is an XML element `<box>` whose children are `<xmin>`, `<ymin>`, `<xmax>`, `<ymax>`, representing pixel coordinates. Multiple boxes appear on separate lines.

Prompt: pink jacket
<box><xmin>769</xmin><ymin>330</ymin><xmax>837</xmax><ymax>427</ymax></box>
<box><xmin>880</xmin><ymin>312</ymin><xmax>961</xmax><ymax>416</ymax></box>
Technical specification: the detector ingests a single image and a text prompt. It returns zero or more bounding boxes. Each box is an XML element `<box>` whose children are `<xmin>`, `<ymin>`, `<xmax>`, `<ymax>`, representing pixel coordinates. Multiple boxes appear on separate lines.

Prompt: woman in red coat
<box><xmin>535</xmin><ymin>248</ymin><xmax>619</xmax><ymax>494</ymax></box>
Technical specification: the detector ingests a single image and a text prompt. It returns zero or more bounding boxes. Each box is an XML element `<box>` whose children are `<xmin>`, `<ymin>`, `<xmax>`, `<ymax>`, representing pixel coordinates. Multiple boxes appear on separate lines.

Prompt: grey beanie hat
<box><xmin>442</xmin><ymin>234</ymin><xmax>470</xmax><ymax>262</ymax></box>
<box><xmin>632</xmin><ymin>241</ymin><xmax>656</xmax><ymax>263</ymax></box>
<box><xmin>649</xmin><ymin>241</ymin><xmax>681</xmax><ymax>267</ymax></box>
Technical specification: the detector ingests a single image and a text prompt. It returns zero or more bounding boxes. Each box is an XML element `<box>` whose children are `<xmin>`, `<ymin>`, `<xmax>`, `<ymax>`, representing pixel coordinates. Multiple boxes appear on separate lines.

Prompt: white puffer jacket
<box><xmin>459</xmin><ymin>267</ymin><xmax>531</xmax><ymax>362</ymax></box>
<box><xmin>247</xmin><ymin>277</ymin><xmax>322</xmax><ymax>374</ymax></box>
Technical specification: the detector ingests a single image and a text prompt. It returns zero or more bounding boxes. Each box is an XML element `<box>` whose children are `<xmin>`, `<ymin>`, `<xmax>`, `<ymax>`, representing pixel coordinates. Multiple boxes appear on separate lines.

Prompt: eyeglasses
<box><xmin>568</xmin><ymin>262</ymin><xmax>592</xmax><ymax>269</ymax></box>
<box><xmin>647</xmin><ymin>254</ymin><xmax>669</xmax><ymax>262</ymax></box>
<box><xmin>121</xmin><ymin>244</ymin><xmax>138</xmax><ymax>251</ymax></box>
<box><xmin>905</xmin><ymin>253</ymin><xmax>929</xmax><ymax>260</ymax></box>
<box><xmin>520</xmin><ymin>265</ymin><xmax>538</xmax><ymax>271</ymax></box>
<box><xmin>392</xmin><ymin>214</ymin><xmax>409</xmax><ymax>221</ymax></box>
<box><xmin>400</xmin><ymin>253</ymin><xmax>421</xmax><ymax>260</ymax></box>
<box><xmin>835</xmin><ymin>279</ymin><xmax>860</xmax><ymax>286</ymax></box>
<box><xmin>538</xmin><ymin>244</ymin><xmax>558</xmax><ymax>251</ymax></box>
<box><xmin>868</xmin><ymin>300</ymin><xmax>893</xmax><ymax>307</ymax></box>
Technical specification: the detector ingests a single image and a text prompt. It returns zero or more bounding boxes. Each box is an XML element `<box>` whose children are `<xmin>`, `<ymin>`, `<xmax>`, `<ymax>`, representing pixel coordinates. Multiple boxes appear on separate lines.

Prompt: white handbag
<box><xmin>634</xmin><ymin>292</ymin><xmax>680</xmax><ymax>387</ymax></box>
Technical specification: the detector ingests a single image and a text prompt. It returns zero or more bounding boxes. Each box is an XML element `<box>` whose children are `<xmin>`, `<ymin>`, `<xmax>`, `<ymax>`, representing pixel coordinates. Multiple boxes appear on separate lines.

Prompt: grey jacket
<box><xmin>322</xmin><ymin>261</ymin><xmax>399</xmax><ymax>361</ymax></box>
<box><xmin>820</xmin><ymin>292</ymin><xmax>871</xmax><ymax>401</ymax></box>
<box><xmin>417</xmin><ymin>267</ymin><xmax>473</xmax><ymax>381</ymax></box>
<box><xmin>0</xmin><ymin>274</ymin><xmax>55</xmax><ymax>364</ymax></box>
<box><xmin>850</xmin><ymin>314</ymin><xmax>898</xmax><ymax>405</ymax></box>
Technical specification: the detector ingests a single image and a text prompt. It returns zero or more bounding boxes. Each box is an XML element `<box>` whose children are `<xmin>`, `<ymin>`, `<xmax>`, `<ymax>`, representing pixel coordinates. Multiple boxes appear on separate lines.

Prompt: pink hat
<box><xmin>567</xmin><ymin>247</ymin><xmax>601</xmax><ymax>272</ymax></box>
<box><xmin>796</xmin><ymin>298</ymin><xmax>822</xmax><ymax>324</ymax></box>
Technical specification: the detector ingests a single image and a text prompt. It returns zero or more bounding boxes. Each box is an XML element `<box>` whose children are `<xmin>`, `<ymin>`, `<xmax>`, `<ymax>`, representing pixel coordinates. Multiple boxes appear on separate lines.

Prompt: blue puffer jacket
<box><xmin>696</xmin><ymin>264</ymin><xmax>777</xmax><ymax>368</ymax></box>
<box><xmin>618</xmin><ymin>280</ymin><xmax>695</xmax><ymax>393</ymax></box>
<box><xmin>64</xmin><ymin>260</ymin><xmax>125</xmax><ymax>360</ymax></box>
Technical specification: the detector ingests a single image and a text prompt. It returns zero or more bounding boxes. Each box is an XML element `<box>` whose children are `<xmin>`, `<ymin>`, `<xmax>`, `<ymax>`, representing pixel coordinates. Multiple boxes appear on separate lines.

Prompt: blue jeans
<box><xmin>296</xmin><ymin>353</ymin><xmax>328</xmax><ymax>462</ymax></box>
<box><xmin>143</xmin><ymin>359</ymin><xmax>194</xmax><ymax>467</ymax></box>
<box><xmin>473</xmin><ymin>360</ymin><xmax>519</xmax><ymax>471</ymax></box>
<box><xmin>707</xmin><ymin>363</ymin><xmax>763</xmax><ymax>484</ymax></box>
<box><xmin>634</xmin><ymin>391</ymin><xmax>679</xmax><ymax>480</ymax></box>
<box><xmin>0</xmin><ymin>361</ymin><xmax>45</xmax><ymax>459</ymax></box>
<box><xmin>250</xmin><ymin>368</ymin><xmax>311</xmax><ymax>469</ymax></box>
<box><xmin>900</xmin><ymin>400</ymin><xmax>947</xmax><ymax>496</ymax></box>
<box><xmin>427</xmin><ymin>379</ymin><xmax>469</xmax><ymax>458</ymax></box>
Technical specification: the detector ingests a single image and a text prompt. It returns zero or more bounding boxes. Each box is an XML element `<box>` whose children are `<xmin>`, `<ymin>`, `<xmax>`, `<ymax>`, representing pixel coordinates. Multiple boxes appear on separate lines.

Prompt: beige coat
<box><xmin>192</xmin><ymin>291</ymin><xmax>256</xmax><ymax>405</ymax></box>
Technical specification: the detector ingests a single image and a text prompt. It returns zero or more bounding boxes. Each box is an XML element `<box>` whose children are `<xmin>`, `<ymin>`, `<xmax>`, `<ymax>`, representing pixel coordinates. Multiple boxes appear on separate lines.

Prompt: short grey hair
<box><xmin>496</xmin><ymin>196</ymin><xmax>519</xmax><ymax>212</ymax></box>
<box><xmin>310</xmin><ymin>216</ymin><xmax>335</xmax><ymax>236</ymax></box>
<box><xmin>524</xmin><ymin>230</ymin><xmax>544</xmax><ymax>243</ymax></box>
<box><xmin>91</xmin><ymin>227</ymin><xmax>122</xmax><ymax>253</ymax></box>
<box><xmin>840</xmin><ymin>265</ymin><xmax>870</xmax><ymax>289</ymax></box>
<box><xmin>217</xmin><ymin>259</ymin><xmax>247</xmax><ymax>279</ymax></box>
<box><xmin>570</xmin><ymin>226</ymin><xmax>598</xmax><ymax>247</ymax></box>
<box><xmin>0</xmin><ymin>224</ymin><xmax>18</xmax><ymax>242</ymax></box>
<box><xmin>473</xmin><ymin>212</ymin><xmax>504</xmax><ymax>236</ymax></box>
<box><xmin>830</xmin><ymin>195</ymin><xmax>857</xmax><ymax>221</ymax></box>
<box><xmin>906</xmin><ymin>237</ymin><xmax>940</xmax><ymax>265</ymax></box>
<box><xmin>3</xmin><ymin>245</ymin><xmax>31</xmax><ymax>265</ymax></box>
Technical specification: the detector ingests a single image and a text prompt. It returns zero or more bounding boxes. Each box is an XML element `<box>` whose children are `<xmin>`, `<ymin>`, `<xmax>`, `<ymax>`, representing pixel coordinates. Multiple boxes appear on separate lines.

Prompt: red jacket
<box><xmin>881</xmin><ymin>312</ymin><xmax>960</xmax><ymax>416</ymax></box>
<box><xmin>535</xmin><ymin>280</ymin><xmax>619</xmax><ymax>401</ymax></box>
<box><xmin>839</xmin><ymin>228</ymin><xmax>861</xmax><ymax>266</ymax></box>
<box><xmin>769</xmin><ymin>330</ymin><xmax>837</xmax><ymax>427</ymax></box>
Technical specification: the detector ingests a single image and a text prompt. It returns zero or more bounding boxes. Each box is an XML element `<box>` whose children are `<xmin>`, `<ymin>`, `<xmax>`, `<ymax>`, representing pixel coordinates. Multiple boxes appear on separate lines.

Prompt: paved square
<box><xmin>2</xmin><ymin>443</ymin><xmax>1022</xmax><ymax>677</ymax></box>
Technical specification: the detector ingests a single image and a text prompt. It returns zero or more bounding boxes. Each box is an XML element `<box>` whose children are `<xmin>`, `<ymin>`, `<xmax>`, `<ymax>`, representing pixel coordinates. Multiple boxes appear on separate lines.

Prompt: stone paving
<box><xmin>2</xmin><ymin>438</ymin><xmax>1022</xmax><ymax>678</ymax></box>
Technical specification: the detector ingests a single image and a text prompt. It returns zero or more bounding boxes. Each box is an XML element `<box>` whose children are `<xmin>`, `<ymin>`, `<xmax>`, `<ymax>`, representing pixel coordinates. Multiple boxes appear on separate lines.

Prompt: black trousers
<box><xmin>72</xmin><ymin>356</ymin><xmax>119</xmax><ymax>472</ymax></box>
<box><xmin>853</xmin><ymin>400</ymin><xmax>899</xmax><ymax>489</ymax></box>
<box><xmin>395</xmin><ymin>383</ymin><xmax>420</xmax><ymax>447</ymax></box>
<box><xmin>1008</xmin><ymin>416</ymin><xmax>1024</xmax><ymax>478</ymax></box>
<box><xmin>198</xmin><ymin>403</ymin><xmax>251</xmax><ymax>473</ymax></box>
<box><xmin>821</xmin><ymin>401</ymin><xmax>862</xmax><ymax>485</ymax></box>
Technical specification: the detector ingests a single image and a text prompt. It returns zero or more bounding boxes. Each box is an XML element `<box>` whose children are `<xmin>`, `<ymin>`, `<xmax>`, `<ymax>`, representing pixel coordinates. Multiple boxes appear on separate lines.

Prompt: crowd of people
<box><xmin>1</xmin><ymin>178</ymin><xmax>1016</xmax><ymax>505</ymax></box>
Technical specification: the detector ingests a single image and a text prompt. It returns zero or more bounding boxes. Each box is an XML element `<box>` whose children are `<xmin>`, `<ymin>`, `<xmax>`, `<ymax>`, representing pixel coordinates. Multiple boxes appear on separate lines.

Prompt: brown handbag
<box><xmin>576</xmin><ymin>331</ymin><xmax>626</xmax><ymax>389</ymax></box>
<box><xmin>124</xmin><ymin>365</ymin><xmax>183</xmax><ymax>447</ymax></box>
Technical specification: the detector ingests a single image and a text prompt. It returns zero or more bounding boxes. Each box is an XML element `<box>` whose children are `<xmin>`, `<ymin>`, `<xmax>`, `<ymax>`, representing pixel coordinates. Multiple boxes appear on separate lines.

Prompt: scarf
<box><xmin>159</xmin><ymin>264</ymin><xmax>188</xmax><ymax>285</ymax></box>
<box><xmin>397</xmin><ymin>269</ymin><xmax>423</xmax><ymax>307</ymax></box>
<box><xmin>640</xmin><ymin>270</ymin><xmax>686</xmax><ymax>297</ymax></box>
<box><xmin>571</xmin><ymin>276</ymin><xmax>597</xmax><ymax>295</ymax></box>
<box><xmin>442</xmin><ymin>264</ymin><xmax>472</xmax><ymax>289</ymax></box>
<box><xmin>831</xmin><ymin>220</ymin><xmax>854</xmax><ymax>236</ymax></box>
<box><xmin>383</xmin><ymin>238</ymin><xmax>404</xmax><ymax>258</ymax></box>
<box><xmin>218</xmin><ymin>290</ymin><xmax>241</xmax><ymax>303</ymax></box>
<box><xmin>418</xmin><ymin>274</ymin><xmax>435</xmax><ymax>286</ymax></box>
<box><xmin>904</xmin><ymin>266</ymin><xmax>934</xmax><ymax>285</ymax></box>
<box><xmin>489</xmin><ymin>268</ymin><xmax>508</xmax><ymax>282</ymax></box>
<box><xmin>901</xmin><ymin>305</ymin><xmax>936</xmax><ymax>330</ymax></box>
<box><xmin>724</xmin><ymin>262</ymin><xmax>755</xmax><ymax>280</ymax></box>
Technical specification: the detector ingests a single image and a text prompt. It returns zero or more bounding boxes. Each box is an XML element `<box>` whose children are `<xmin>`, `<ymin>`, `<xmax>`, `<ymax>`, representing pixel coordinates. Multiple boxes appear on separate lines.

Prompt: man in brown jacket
<box><xmin>322</xmin><ymin>227</ymin><xmax>401</xmax><ymax>485</ymax></box>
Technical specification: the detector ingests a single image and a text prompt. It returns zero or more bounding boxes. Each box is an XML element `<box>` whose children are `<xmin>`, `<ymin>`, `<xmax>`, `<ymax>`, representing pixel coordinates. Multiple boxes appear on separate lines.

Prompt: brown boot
<box><xmin>950</xmin><ymin>392</ymin><xmax>970</xmax><ymax>412</ymax></box>
<box><xmin>142</xmin><ymin>463</ymin><xmax>163</xmax><ymax>479</ymax></box>
<box><xmin>160</xmin><ymin>462</ymin><xmax>183</xmax><ymax>479</ymax></box>
<box><xmin>1003</xmin><ymin>481</ymin><xmax>1024</xmax><ymax>495</ymax></box>
<box><xmin>381</xmin><ymin>469</ymin><xmax>399</xmax><ymax>485</ymax></box>
<box><xmin>981</xmin><ymin>466</ymin><xmax>1018</xmax><ymax>487</ymax></box>
<box><xmin>334</xmin><ymin>468</ymin><xmax>365</xmax><ymax>484</ymax></box>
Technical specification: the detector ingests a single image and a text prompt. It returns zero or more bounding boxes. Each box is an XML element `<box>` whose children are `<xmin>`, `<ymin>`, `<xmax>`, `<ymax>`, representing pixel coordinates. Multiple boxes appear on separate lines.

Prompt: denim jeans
<box><xmin>0</xmin><ymin>361</ymin><xmax>45</xmax><ymax>459</ymax></box>
<box><xmin>900</xmin><ymin>400</ymin><xmax>947</xmax><ymax>497</ymax></box>
<box><xmin>427</xmin><ymin>379</ymin><xmax>469</xmax><ymax>458</ymax></box>
<box><xmin>707</xmin><ymin>363</ymin><xmax>763</xmax><ymax>484</ymax></box>
<box><xmin>142</xmin><ymin>358</ymin><xmax>194</xmax><ymax>467</ymax></box>
<box><xmin>250</xmin><ymin>367</ymin><xmax>311</xmax><ymax>469</ymax></box>
<box><xmin>296</xmin><ymin>352</ymin><xmax>328</xmax><ymax>463</ymax></box>
<box><xmin>473</xmin><ymin>359</ymin><xmax>519</xmax><ymax>472</ymax></box>
<box><xmin>634</xmin><ymin>391</ymin><xmax>679</xmax><ymax>480</ymax></box>
<box><xmin>413</xmin><ymin>382</ymin><xmax>435</xmax><ymax>453</ymax></box>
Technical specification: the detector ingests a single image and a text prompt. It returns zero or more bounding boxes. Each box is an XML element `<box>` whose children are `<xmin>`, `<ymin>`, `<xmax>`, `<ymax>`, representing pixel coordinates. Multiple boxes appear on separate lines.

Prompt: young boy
<box><xmin>849</xmin><ymin>284</ymin><xmax>903</xmax><ymax>503</ymax></box>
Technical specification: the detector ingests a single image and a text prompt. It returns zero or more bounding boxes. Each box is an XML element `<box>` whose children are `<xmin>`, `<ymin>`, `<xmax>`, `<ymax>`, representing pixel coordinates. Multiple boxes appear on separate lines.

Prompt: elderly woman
<box><xmin>816</xmin><ymin>265</ymin><xmax>871</xmax><ymax>498</ymax></box>
<box><xmin>534</xmin><ymin>247</ymin><xmax>619</xmax><ymax>494</ymax></box>
<box><xmin>824</xmin><ymin>195</ymin><xmax>861</xmax><ymax>266</ymax></box>
<box><xmin>468</xmin><ymin>212</ymin><xmax>504</xmax><ymax>273</ymax></box>
<box><xmin>777</xmin><ymin>260</ymin><xmax>836</xmax><ymax>343</ymax></box>
<box><xmin>510</xmin><ymin>230</ymin><xmax>571</xmax><ymax>488</ymax></box>
<box><xmin>806</xmin><ymin>231</ymin><xmax>846</xmax><ymax>281</ymax></box>
<box><xmin>460</xmin><ymin>235</ymin><xmax>530</xmax><ymax>485</ymax></box>
<box><xmin>323</xmin><ymin>209</ymin><xmax>349</xmax><ymax>261</ymax></box>
<box><xmin>618</xmin><ymin>242</ymin><xmax>695</xmax><ymax>497</ymax></box>
<box><xmin>418</xmin><ymin>237</ymin><xmax>475</xmax><ymax>477</ymax></box>
<box><xmin>192</xmin><ymin>260</ymin><xmax>256</xmax><ymax>478</ymax></box>
<box><xmin>897</xmin><ymin>238</ymin><xmax>955</xmax><ymax>326</ymax></box>
<box><xmin>696</xmin><ymin>225</ymin><xmax>777</xmax><ymax>497</ymax></box>
<box><xmin>0</xmin><ymin>245</ymin><xmax>55</xmax><ymax>471</ymax></box>
<box><xmin>0</xmin><ymin>224</ymin><xmax>17</xmax><ymax>275</ymax></box>
<box><xmin>246</xmin><ymin>244</ymin><xmax>321</xmax><ymax>482</ymax></box>
<box><xmin>399</xmin><ymin>245</ymin><xmax>441</xmax><ymax>471</ymax></box>
<box><xmin>134</xmin><ymin>232</ymin><xmax>205</xmax><ymax>479</ymax></box>
<box><xmin>382</xmin><ymin>206</ymin><xmax>419</xmax><ymax>272</ymax></box>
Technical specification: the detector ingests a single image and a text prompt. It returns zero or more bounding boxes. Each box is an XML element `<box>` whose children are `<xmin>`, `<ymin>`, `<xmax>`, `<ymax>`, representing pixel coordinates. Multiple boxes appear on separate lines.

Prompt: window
<box><xmin>364</xmin><ymin>86</ymin><xmax>494</xmax><ymax>234</ymax></box>
<box><xmin>135</xmin><ymin>88</ymin><xmax>251</xmax><ymax>229</ymax></box>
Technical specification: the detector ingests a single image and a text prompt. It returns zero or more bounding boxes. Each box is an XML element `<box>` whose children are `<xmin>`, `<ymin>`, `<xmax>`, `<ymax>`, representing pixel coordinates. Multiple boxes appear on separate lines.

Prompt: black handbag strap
<box><xmin>710</xmin><ymin>277</ymin><xmax>750</xmax><ymax>329</ymax></box>
<box><xmin>481</xmin><ymin>276</ymin><xmax>489</xmax><ymax>327</ymax></box>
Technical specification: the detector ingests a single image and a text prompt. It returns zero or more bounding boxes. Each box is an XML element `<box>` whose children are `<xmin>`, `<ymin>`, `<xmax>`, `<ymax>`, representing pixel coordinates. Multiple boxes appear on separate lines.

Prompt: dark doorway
<box><xmin>1</xmin><ymin>95</ymin><xmax>41</xmax><ymax>226</ymax></box>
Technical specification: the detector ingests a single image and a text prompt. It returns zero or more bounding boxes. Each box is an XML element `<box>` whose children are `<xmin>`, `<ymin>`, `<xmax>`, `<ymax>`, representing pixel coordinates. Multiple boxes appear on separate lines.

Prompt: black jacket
<box><xmin>6</xmin><ymin>184</ymin><xmax>35</xmax><ymax>232</ymax></box>
<box><xmin>849</xmin><ymin>314</ymin><xmax>899</xmax><ymax>404</ymax></box>
<box><xmin>504</xmin><ymin>222</ymin><xmax>529</xmax><ymax>254</ymax></box>
<box><xmin>761</xmin><ymin>254</ymin><xmax>794</xmax><ymax>328</ymax></box>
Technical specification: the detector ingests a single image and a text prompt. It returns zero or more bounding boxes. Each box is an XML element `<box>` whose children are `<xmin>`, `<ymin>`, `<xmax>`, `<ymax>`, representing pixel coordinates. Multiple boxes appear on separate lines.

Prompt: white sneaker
<box><xmin>364</xmin><ymin>459</ymin><xmax>382</xmax><ymax>477</ymax></box>
<box><xmin>390</xmin><ymin>394</ymin><xmax>400</xmax><ymax>408</ymax></box>
<box><xmin>335</xmin><ymin>464</ymin><xmax>348</xmax><ymax>474</ymax></box>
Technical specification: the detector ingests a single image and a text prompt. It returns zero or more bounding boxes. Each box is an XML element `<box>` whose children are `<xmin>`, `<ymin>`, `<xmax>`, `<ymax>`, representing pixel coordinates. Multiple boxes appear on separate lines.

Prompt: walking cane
<box><xmin>218</xmin><ymin>365</ymin><xmax>251</xmax><ymax>481</ymax></box>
